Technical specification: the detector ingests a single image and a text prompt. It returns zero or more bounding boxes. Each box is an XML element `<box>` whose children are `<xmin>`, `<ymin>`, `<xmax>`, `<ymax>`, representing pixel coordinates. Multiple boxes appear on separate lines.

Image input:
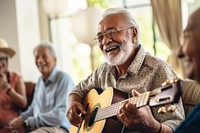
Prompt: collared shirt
<box><xmin>70</xmin><ymin>46</ymin><xmax>185</xmax><ymax>132</ymax></box>
<box><xmin>20</xmin><ymin>67</ymin><xmax>74</xmax><ymax>131</ymax></box>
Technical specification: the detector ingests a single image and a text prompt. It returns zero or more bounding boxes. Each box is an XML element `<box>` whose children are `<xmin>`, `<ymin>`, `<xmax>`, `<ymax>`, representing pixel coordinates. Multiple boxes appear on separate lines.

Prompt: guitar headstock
<box><xmin>149</xmin><ymin>78</ymin><xmax>182</xmax><ymax>108</ymax></box>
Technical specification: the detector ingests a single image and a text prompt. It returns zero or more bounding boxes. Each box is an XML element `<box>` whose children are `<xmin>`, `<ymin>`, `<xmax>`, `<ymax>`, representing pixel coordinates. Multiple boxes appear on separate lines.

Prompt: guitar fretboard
<box><xmin>94</xmin><ymin>92</ymin><xmax>150</xmax><ymax>122</ymax></box>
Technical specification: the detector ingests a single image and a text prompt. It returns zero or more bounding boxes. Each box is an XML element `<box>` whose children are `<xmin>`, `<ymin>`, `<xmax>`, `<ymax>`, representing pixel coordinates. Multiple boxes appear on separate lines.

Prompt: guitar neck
<box><xmin>94</xmin><ymin>92</ymin><xmax>150</xmax><ymax>122</ymax></box>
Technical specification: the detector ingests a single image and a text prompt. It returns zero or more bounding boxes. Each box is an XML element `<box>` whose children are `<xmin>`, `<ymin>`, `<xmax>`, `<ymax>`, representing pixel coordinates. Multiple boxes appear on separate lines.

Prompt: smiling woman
<box><xmin>0</xmin><ymin>38</ymin><xmax>27</xmax><ymax>133</ymax></box>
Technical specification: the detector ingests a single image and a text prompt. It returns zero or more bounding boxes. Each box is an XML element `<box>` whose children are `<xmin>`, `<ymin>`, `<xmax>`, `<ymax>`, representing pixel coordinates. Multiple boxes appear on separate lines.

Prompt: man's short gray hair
<box><xmin>33</xmin><ymin>41</ymin><xmax>57</xmax><ymax>59</ymax></box>
<box><xmin>102</xmin><ymin>8</ymin><xmax>140</xmax><ymax>44</ymax></box>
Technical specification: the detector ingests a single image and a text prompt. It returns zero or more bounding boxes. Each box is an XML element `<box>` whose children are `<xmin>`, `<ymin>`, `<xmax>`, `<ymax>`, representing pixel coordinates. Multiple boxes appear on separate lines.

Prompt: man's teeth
<box><xmin>106</xmin><ymin>46</ymin><xmax>118</xmax><ymax>52</ymax></box>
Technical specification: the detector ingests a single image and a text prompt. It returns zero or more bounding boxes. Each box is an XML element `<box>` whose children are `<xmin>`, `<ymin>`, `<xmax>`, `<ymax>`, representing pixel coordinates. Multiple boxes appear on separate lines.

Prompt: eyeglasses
<box><xmin>0</xmin><ymin>57</ymin><xmax>7</xmax><ymax>62</ymax></box>
<box><xmin>94</xmin><ymin>27</ymin><xmax>133</xmax><ymax>43</ymax></box>
<box><xmin>179</xmin><ymin>30</ymin><xmax>200</xmax><ymax>45</ymax></box>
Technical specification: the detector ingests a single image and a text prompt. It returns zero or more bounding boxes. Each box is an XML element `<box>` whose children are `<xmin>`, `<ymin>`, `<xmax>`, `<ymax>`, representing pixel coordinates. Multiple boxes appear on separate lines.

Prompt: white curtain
<box><xmin>151</xmin><ymin>0</ymin><xmax>185</xmax><ymax>78</ymax></box>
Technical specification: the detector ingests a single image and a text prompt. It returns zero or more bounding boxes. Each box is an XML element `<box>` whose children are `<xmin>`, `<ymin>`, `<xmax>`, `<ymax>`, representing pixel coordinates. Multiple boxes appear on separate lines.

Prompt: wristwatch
<box><xmin>23</xmin><ymin>119</ymin><xmax>31</xmax><ymax>131</ymax></box>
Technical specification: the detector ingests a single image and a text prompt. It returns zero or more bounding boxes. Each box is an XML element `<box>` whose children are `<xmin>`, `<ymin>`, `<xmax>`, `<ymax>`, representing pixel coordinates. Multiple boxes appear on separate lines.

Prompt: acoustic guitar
<box><xmin>70</xmin><ymin>79</ymin><xmax>182</xmax><ymax>133</ymax></box>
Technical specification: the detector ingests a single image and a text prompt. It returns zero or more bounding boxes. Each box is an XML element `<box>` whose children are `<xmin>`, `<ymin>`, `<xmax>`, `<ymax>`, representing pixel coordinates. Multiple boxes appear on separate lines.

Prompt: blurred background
<box><xmin>0</xmin><ymin>0</ymin><xmax>199</xmax><ymax>84</ymax></box>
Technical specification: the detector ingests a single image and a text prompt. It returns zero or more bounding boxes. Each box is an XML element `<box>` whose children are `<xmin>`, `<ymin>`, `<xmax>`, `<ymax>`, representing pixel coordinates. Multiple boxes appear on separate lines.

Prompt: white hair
<box><xmin>33</xmin><ymin>40</ymin><xmax>57</xmax><ymax>59</ymax></box>
<box><xmin>102</xmin><ymin>8</ymin><xmax>140</xmax><ymax>44</ymax></box>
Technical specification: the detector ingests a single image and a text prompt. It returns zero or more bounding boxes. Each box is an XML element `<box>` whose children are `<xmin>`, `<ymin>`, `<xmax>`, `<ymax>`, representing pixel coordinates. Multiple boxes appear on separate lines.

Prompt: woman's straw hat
<box><xmin>0</xmin><ymin>38</ymin><xmax>16</xmax><ymax>58</ymax></box>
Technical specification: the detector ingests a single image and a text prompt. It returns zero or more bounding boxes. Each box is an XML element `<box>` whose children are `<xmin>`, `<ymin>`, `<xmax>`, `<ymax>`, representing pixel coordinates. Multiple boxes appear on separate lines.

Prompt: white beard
<box><xmin>103</xmin><ymin>42</ymin><xmax>133</xmax><ymax>66</ymax></box>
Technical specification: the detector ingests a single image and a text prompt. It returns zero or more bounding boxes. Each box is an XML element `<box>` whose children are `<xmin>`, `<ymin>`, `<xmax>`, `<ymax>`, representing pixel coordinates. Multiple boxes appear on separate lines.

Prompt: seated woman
<box><xmin>0</xmin><ymin>38</ymin><xmax>27</xmax><ymax>133</ymax></box>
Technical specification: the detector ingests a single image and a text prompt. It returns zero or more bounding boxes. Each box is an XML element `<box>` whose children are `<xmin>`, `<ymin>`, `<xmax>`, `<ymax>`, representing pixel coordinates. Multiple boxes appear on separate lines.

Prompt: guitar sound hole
<box><xmin>88</xmin><ymin>107</ymin><xmax>98</xmax><ymax>127</ymax></box>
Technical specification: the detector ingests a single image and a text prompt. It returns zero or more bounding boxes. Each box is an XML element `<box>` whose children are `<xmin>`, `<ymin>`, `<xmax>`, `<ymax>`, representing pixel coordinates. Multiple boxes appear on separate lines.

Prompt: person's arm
<box><xmin>67</xmin><ymin>93</ymin><xmax>87</xmax><ymax>127</ymax></box>
<box><xmin>8</xmin><ymin>76</ymin><xmax>27</xmax><ymax>108</ymax></box>
<box><xmin>139</xmin><ymin>61</ymin><xmax>184</xmax><ymax>133</ymax></box>
<box><xmin>117</xmin><ymin>89</ymin><xmax>173</xmax><ymax>133</ymax></box>
<box><xmin>20</xmin><ymin>82</ymin><xmax>37</xmax><ymax>119</ymax></box>
<box><xmin>0</xmin><ymin>74</ymin><xmax>27</xmax><ymax>108</ymax></box>
<box><xmin>152</xmin><ymin>99</ymin><xmax>184</xmax><ymax>132</ymax></box>
<box><xmin>67</xmin><ymin>66</ymin><xmax>103</xmax><ymax>126</ymax></box>
<box><xmin>153</xmin><ymin>63</ymin><xmax>185</xmax><ymax>132</ymax></box>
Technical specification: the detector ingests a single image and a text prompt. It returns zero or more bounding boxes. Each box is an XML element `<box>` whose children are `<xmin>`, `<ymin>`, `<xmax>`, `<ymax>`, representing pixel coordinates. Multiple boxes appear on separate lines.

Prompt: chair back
<box><xmin>182</xmin><ymin>79</ymin><xmax>200</xmax><ymax>116</ymax></box>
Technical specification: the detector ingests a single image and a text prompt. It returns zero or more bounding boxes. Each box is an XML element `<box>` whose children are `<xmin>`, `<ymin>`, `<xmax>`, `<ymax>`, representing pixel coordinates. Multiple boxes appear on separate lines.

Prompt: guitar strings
<box><xmin>81</xmin><ymin>97</ymin><xmax>139</xmax><ymax>122</ymax></box>
<box><xmin>82</xmin><ymin>101</ymin><xmax>122</xmax><ymax>122</ymax></box>
<box><xmin>80</xmin><ymin>83</ymin><xmax>179</xmax><ymax>123</ymax></box>
<box><xmin>81</xmin><ymin>93</ymin><xmax>150</xmax><ymax>123</ymax></box>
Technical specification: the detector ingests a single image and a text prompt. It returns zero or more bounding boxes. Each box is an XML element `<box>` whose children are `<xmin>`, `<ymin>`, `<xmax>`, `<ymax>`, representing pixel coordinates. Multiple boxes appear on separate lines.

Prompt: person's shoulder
<box><xmin>55</xmin><ymin>70</ymin><xmax>74</xmax><ymax>87</ymax></box>
<box><xmin>56</xmin><ymin>70</ymin><xmax>71</xmax><ymax>78</ymax></box>
<box><xmin>10</xmin><ymin>71</ymin><xmax>21</xmax><ymax>76</ymax></box>
<box><xmin>9</xmin><ymin>71</ymin><xmax>23</xmax><ymax>79</ymax></box>
<box><xmin>145</xmin><ymin>52</ymin><xmax>168</xmax><ymax>66</ymax></box>
<box><xmin>97</xmin><ymin>62</ymin><xmax>113</xmax><ymax>71</ymax></box>
<box><xmin>137</xmin><ymin>46</ymin><xmax>167</xmax><ymax>66</ymax></box>
<box><xmin>56</xmin><ymin>70</ymin><xmax>74</xmax><ymax>83</ymax></box>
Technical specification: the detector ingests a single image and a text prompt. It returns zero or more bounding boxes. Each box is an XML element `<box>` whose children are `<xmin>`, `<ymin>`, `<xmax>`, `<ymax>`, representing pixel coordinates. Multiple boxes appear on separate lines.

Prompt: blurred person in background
<box><xmin>175</xmin><ymin>8</ymin><xmax>200</xmax><ymax>133</ymax></box>
<box><xmin>9</xmin><ymin>41</ymin><xmax>74</xmax><ymax>133</ymax></box>
<box><xmin>0</xmin><ymin>37</ymin><xmax>27</xmax><ymax>133</ymax></box>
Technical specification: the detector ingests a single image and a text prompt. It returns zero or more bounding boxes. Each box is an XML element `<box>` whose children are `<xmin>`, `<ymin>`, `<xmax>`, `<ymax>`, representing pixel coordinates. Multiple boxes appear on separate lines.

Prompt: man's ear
<box><xmin>132</xmin><ymin>28</ymin><xmax>137</xmax><ymax>43</ymax></box>
<box><xmin>132</xmin><ymin>28</ymin><xmax>137</xmax><ymax>37</ymax></box>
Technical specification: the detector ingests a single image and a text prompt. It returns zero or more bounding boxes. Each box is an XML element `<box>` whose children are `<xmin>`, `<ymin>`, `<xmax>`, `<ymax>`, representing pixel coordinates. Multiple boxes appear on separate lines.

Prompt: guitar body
<box><xmin>70</xmin><ymin>87</ymin><xmax>130</xmax><ymax>133</ymax></box>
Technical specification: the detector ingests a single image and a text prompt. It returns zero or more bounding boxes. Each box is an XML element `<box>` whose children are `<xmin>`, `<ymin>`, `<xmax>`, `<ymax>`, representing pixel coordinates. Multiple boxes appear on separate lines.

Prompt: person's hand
<box><xmin>8</xmin><ymin>117</ymin><xmax>26</xmax><ymax>133</ymax></box>
<box><xmin>67</xmin><ymin>101</ymin><xmax>87</xmax><ymax>127</ymax></box>
<box><xmin>0</xmin><ymin>73</ymin><xmax>10</xmax><ymax>92</ymax></box>
<box><xmin>117</xmin><ymin>90</ymin><xmax>160</xmax><ymax>132</ymax></box>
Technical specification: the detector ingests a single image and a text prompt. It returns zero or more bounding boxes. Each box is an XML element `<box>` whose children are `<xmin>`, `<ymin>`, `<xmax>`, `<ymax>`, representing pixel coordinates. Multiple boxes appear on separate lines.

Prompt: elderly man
<box><xmin>175</xmin><ymin>8</ymin><xmax>200</xmax><ymax>133</ymax></box>
<box><xmin>9</xmin><ymin>41</ymin><xmax>74</xmax><ymax>133</ymax></box>
<box><xmin>67</xmin><ymin>8</ymin><xmax>184</xmax><ymax>133</ymax></box>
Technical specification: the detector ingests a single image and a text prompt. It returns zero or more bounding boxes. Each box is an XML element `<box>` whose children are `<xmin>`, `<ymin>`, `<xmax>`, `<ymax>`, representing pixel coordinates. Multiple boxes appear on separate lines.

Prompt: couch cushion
<box><xmin>23</xmin><ymin>81</ymin><xmax>35</xmax><ymax>111</ymax></box>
